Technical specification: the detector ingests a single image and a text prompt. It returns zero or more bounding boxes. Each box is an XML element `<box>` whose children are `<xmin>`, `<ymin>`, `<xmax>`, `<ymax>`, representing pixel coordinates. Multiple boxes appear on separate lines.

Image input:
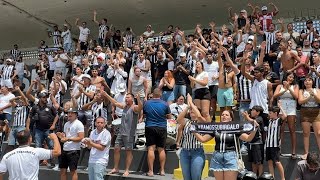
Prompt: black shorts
<box><xmin>248</xmin><ymin>144</ymin><xmax>264</xmax><ymax>164</ymax></box>
<box><xmin>266</xmin><ymin>147</ymin><xmax>280</xmax><ymax>162</ymax></box>
<box><xmin>80</xmin><ymin>42</ymin><xmax>88</xmax><ymax>51</ymax></box>
<box><xmin>209</xmin><ymin>85</ymin><xmax>218</xmax><ymax>99</ymax></box>
<box><xmin>145</xmin><ymin>127</ymin><xmax>167</xmax><ymax>148</ymax></box>
<box><xmin>194</xmin><ymin>88</ymin><xmax>211</xmax><ymax>100</ymax></box>
<box><xmin>59</xmin><ymin>150</ymin><xmax>80</xmax><ymax>171</ymax></box>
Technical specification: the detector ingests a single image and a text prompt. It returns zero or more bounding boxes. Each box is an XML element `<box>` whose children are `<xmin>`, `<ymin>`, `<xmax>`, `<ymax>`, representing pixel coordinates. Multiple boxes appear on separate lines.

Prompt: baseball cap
<box><xmin>146</xmin><ymin>24</ymin><xmax>152</xmax><ymax>28</ymax></box>
<box><xmin>82</xmin><ymin>74</ymin><xmax>91</xmax><ymax>80</ymax></box>
<box><xmin>67</xmin><ymin>107</ymin><xmax>78</xmax><ymax>113</ymax></box>
<box><xmin>38</xmin><ymin>92</ymin><xmax>49</xmax><ymax>98</ymax></box>
<box><xmin>179</xmin><ymin>52</ymin><xmax>187</xmax><ymax>57</ymax></box>
<box><xmin>118</xmin><ymin>83</ymin><xmax>126</xmax><ymax>93</ymax></box>
<box><xmin>6</xmin><ymin>59</ymin><xmax>13</xmax><ymax>63</ymax></box>
<box><xmin>261</xmin><ymin>6</ymin><xmax>268</xmax><ymax>11</ymax></box>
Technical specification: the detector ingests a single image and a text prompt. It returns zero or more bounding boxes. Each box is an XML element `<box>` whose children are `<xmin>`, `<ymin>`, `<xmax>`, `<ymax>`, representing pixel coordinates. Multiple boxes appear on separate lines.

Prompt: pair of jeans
<box><xmin>180</xmin><ymin>148</ymin><xmax>205</xmax><ymax>180</ymax></box>
<box><xmin>8</xmin><ymin>126</ymin><xmax>26</xmax><ymax>146</ymax></box>
<box><xmin>34</xmin><ymin>128</ymin><xmax>53</xmax><ymax>149</ymax></box>
<box><xmin>173</xmin><ymin>85</ymin><xmax>187</xmax><ymax>99</ymax></box>
<box><xmin>88</xmin><ymin>163</ymin><xmax>106</xmax><ymax>180</ymax></box>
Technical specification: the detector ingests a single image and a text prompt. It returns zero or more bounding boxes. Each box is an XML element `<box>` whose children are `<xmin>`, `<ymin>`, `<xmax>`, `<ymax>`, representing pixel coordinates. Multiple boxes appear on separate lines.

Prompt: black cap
<box><xmin>67</xmin><ymin>107</ymin><xmax>78</xmax><ymax>113</ymax></box>
<box><xmin>38</xmin><ymin>92</ymin><xmax>48</xmax><ymax>98</ymax></box>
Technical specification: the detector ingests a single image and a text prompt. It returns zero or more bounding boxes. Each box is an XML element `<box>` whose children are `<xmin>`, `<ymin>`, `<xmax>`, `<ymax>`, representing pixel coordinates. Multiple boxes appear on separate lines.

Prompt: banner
<box><xmin>190</xmin><ymin>121</ymin><xmax>255</xmax><ymax>134</ymax></box>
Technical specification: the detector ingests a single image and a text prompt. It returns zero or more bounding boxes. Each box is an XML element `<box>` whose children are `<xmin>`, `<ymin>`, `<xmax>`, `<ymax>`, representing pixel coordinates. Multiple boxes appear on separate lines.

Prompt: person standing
<box><xmin>0</xmin><ymin>84</ymin><xmax>15</xmax><ymax>122</ymax></box>
<box><xmin>57</xmin><ymin>107</ymin><xmax>84</xmax><ymax>180</ymax></box>
<box><xmin>82</xmin><ymin>117</ymin><xmax>111</xmax><ymax>180</ymax></box>
<box><xmin>75</xmin><ymin>18</ymin><xmax>90</xmax><ymax>51</ymax></box>
<box><xmin>143</xmin><ymin>88</ymin><xmax>171</xmax><ymax>177</ymax></box>
<box><xmin>53</xmin><ymin>47</ymin><xmax>68</xmax><ymax>79</ymax></box>
<box><xmin>0</xmin><ymin>130</ymin><xmax>61</xmax><ymax>180</ymax></box>
<box><xmin>105</xmin><ymin>91</ymin><xmax>142</xmax><ymax>176</ymax></box>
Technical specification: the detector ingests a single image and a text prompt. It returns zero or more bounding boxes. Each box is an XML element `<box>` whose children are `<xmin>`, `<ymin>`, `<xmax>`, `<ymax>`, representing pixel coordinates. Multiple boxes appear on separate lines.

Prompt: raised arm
<box><xmin>93</xmin><ymin>10</ymin><xmax>100</xmax><ymax>25</ymax></box>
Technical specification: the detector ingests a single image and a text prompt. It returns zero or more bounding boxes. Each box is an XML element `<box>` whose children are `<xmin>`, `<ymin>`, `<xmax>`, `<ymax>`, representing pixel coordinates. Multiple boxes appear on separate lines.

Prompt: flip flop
<box><xmin>157</xmin><ymin>172</ymin><xmax>165</xmax><ymax>176</ymax></box>
<box><xmin>108</xmin><ymin>170</ymin><xmax>119</xmax><ymax>175</ymax></box>
<box><xmin>145</xmin><ymin>172</ymin><xmax>154</xmax><ymax>177</ymax></box>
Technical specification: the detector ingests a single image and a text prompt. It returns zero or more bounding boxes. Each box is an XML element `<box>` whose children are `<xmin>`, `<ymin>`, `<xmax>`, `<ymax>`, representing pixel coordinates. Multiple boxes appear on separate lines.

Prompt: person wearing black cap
<box><xmin>301</xmin><ymin>20</ymin><xmax>319</xmax><ymax>43</ymax></box>
<box><xmin>57</xmin><ymin>107</ymin><xmax>84</xmax><ymax>180</ymax></box>
<box><xmin>295</xmin><ymin>151</ymin><xmax>320</xmax><ymax>180</ymax></box>
<box><xmin>28</xmin><ymin>91</ymin><xmax>58</xmax><ymax>166</ymax></box>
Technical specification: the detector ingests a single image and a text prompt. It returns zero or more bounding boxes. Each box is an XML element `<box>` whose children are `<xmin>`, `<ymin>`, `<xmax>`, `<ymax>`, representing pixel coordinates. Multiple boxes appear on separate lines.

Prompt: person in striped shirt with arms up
<box><xmin>7</xmin><ymin>86</ymin><xmax>29</xmax><ymax>152</ymax></box>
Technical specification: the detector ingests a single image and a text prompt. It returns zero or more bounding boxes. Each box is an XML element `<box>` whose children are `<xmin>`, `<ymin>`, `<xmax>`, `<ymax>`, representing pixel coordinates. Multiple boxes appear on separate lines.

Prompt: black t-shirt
<box><xmin>173</xmin><ymin>61</ymin><xmax>190</xmax><ymax>85</ymax></box>
<box><xmin>31</xmin><ymin>104</ymin><xmax>57</xmax><ymax>130</ymax></box>
<box><xmin>156</xmin><ymin>59</ymin><xmax>169</xmax><ymax>80</ymax></box>
<box><xmin>210</xmin><ymin>132</ymin><xmax>241</xmax><ymax>152</ymax></box>
<box><xmin>250</xmin><ymin>116</ymin><xmax>264</xmax><ymax>144</ymax></box>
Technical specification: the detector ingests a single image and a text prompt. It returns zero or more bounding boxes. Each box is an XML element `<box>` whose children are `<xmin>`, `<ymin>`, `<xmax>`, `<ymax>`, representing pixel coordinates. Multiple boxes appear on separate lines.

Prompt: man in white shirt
<box><xmin>0</xmin><ymin>84</ymin><xmax>15</xmax><ymax>122</ymax></box>
<box><xmin>61</xmin><ymin>24</ymin><xmax>72</xmax><ymax>53</ymax></box>
<box><xmin>82</xmin><ymin>117</ymin><xmax>111</xmax><ymax>180</ymax></box>
<box><xmin>53</xmin><ymin>47</ymin><xmax>68</xmax><ymax>79</ymax></box>
<box><xmin>57</xmin><ymin>107</ymin><xmax>84</xmax><ymax>180</ymax></box>
<box><xmin>75</xmin><ymin>18</ymin><xmax>90</xmax><ymax>51</ymax></box>
<box><xmin>0</xmin><ymin>130</ymin><xmax>61</xmax><ymax>180</ymax></box>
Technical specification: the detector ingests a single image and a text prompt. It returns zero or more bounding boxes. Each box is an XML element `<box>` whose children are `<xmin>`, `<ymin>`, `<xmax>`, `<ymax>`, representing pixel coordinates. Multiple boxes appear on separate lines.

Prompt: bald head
<box><xmin>153</xmin><ymin>88</ymin><xmax>162</xmax><ymax>98</ymax></box>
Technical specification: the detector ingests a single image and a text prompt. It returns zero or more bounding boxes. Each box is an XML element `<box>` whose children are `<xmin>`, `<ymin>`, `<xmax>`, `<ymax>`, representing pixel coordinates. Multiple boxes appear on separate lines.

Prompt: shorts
<box><xmin>145</xmin><ymin>127</ymin><xmax>167</xmax><ymax>148</ymax></box>
<box><xmin>161</xmin><ymin>91</ymin><xmax>175</xmax><ymax>102</ymax></box>
<box><xmin>59</xmin><ymin>150</ymin><xmax>80</xmax><ymax>171</ymax></box>
<box><xmin>80</xmin><ymin>41</ymin><xmax>88</xmax><ymax>51</ymax></box>
<box><xmin>266</xmin><ymin>147</ymin><xmax>280</xmax><ymax>162</ymax></box>
<box><xmin>217</xmin><ymin>88</ymin><xmax>234</xmax><ymax>107</ymax></box>
<box><xmin>0</xmin><ymin>113</ymin><xmax>12</xmax><ymax>122</ymax></box>
<box><xmin>300</xmin><ymin>107</ymin><xmax>320</xmax><ymax>123</ymax></box>
<box><xmin>210</xmin><ymin>151</ymin><xmax>238</xmax><ymax>171</ymax></box>
<box><xmin>248</xmin><ymin>144</ymin><xmax>264</xmax><ymax>164</ymax></box>
<box><xmin>279</xmin><ymin>99</ymin><xmax>296</xmax><ymax>116</ymax></box>
<box><xmin>114</xmin><ymin>135</ymin><xmax>134</xmax><ymax>150</ymax></box>
<box><xmin>209</xmin><ymin>85</ymin><xmax>218</xmax><ymax>99</ymax></box>
<box><xmin>194</xmin><ymin>88</ymin><xmax>211</xmax><ymax>100</ymax></box>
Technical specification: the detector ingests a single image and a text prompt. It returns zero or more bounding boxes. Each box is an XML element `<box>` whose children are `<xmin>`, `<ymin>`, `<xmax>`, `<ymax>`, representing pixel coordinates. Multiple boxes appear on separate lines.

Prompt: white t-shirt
<box><xmin>61</xmin><ymin>29</ymin><xmax>72</xmax><ymax>44</ymax></box>
<box><xmin>79</xmin><ymin>27</ymin><xmax>90</xmax><ymax>42</ymax></box>
<box><xmin>114</xmin><ymin>93</ymin><xmax>126</xmax><ymax>117</ymax></box>
<box><xmin>0</xmin><ymin>146</ymin><xmax>51</xmax><ymax>180</ymax></box>
<box><xmin>54</xmin><ymin>53</ymin><xmax>68</xmax><ymax>68</ymax></box>
<box><xmin>194</xmin><ymin>71</ymin><xmax>209</xmax><ymax>89</ymax></box>
<box><xmin>0</xmin><ymin>93</ymin><xmax>15</xmax><ymax>114</ymax></box>
<box><xmin>203</xmin><ymin>60</ymin><xmax>219</xmax><ymax>86</ymax></box>
<box><xmin>48</xmin><ymin>55</ymin><xmax>56</xmax><ymax>70</ymax></box>
<box><xmin>169</xmin><ymin>103</ymin><xmax>188</xmax><ymax>117</ymax></box>
<box><xmin>88</xmin><ymin>129</ymin><xmax>111</xmax><ymax>165</ymax></box>
<box><xmin>143</xmin><ymin>31</ymin><xmax>154</xmax><ymax>38</ymax></box>
<box><xmin>63</xmin><ymin>119</ymin><xmax>84</xmax><ymax>151</ymax></box>
<box><xmin>15</xmin><ymin>62</ymin><xmax>24</xmax><ymax>75</ymax></box>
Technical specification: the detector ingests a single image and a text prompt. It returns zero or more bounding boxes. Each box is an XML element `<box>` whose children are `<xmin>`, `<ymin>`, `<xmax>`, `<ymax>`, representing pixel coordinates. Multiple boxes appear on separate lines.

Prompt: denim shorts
<box><xmin>161</xmin><ymin>91</ymin><xmax>175</xmax><ymax>102</ymax></box>
<box><xmin>210</xmin><ymin>151</ymin><xmax>238</xmax><ymax>171</ymax></box>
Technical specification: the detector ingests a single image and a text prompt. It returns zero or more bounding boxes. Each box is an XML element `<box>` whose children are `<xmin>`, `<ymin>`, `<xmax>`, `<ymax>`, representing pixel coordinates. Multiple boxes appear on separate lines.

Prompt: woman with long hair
<box><xmin>298</xmin><ymin>75</ymin><xmax>320</xmax><ymax>160</ymax></box>
<box><xmin>176</xmin><ymin>94</ymin><xmax>207</xmax><ymax>180</ymax></box>
<box><xmin>159</xmin><ymin>70</ymin><xmax>175</xmax><ymax>104</ymax></box>
<box><xmin>273</xmin><ymin>72</ymin><xmax>299</xmax><ymax>159</ymax></box>
<box><xmin>193</xmin><ymin>110</ymin><xmax>258</xmax><ymax>180</ymax></box>
<box><xmin>188</xmin><ymin>61</ymin><xmax>210</xmax><ymax>121</ymax></box>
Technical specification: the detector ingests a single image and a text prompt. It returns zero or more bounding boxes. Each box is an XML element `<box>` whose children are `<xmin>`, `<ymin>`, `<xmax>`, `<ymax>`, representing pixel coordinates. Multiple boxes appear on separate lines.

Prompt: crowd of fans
<box><xmin>0</xmin><ymin>2</ymin><xmax>320</xmax><ymax>180</ymax></box>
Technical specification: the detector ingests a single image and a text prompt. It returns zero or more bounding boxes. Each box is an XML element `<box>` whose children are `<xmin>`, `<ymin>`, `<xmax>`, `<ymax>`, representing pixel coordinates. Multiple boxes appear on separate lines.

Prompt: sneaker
<box><xmin>240</xmin><ymin>144</ymin><xmax>248</xmax><ymax>154</ymax></box>
<box><xmin>52</xmin><ymin>165</ymin><xmax>59</xmax><ymax>171</ymax></box>
<box><xmin>84</xmin><ymin>167</ymin><xmax>88</xmax><ymax>171</ymax></box>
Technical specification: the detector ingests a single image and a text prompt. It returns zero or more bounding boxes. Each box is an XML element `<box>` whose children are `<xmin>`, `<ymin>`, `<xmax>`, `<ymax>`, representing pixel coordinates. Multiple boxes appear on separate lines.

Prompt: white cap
<box><xmin>118</xmin><ymin>83</ymin><xmax>126</xmax><ymax>93</ymax></box>
<box><xmin>179</xmin><ymin>52</ymin><xmax>186</xmax><ymax>57</ymax></box>
<box><xmin>6</xmin><ymin>58</ymin><xmax>13</xmax><ymax>62</ymax></box>
<box><xmin>261</xmin><ymin>6</ymin><xmax>267</xmax><ymax>11</ymax></box>
<box><xmin>82</xmin><ymin>74</ymin><xmax>91</xmax><ymax>80</ymax></box>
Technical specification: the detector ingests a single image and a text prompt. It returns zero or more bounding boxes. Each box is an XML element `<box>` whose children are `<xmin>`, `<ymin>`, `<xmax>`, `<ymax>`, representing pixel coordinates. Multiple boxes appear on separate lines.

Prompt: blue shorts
<box><xmin>217</xmin><ymin>88</ymin><xmax>234</xmax><ymax>108</ymax></box>
<box><xmin>210</xmin><ymin>151</ymin><xmax>238</xmax><ymax>171</ymax></box>
<box><xmin>161</xmin><ymin>91</ymin><xmax>174</xmax><ymax>102</ymax></box>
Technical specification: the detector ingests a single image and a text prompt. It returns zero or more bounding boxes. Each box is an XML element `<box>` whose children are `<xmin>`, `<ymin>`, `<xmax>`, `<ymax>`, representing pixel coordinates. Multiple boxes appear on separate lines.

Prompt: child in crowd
<box><xmin>265</xmin><ymin>105</ymin><xmax>286</xmax><ymax>180</ymax></box>
<box><xmin>242</xmin><ymin>105</ymin><xmax>264</xmax><ymax>176</ymax></box>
